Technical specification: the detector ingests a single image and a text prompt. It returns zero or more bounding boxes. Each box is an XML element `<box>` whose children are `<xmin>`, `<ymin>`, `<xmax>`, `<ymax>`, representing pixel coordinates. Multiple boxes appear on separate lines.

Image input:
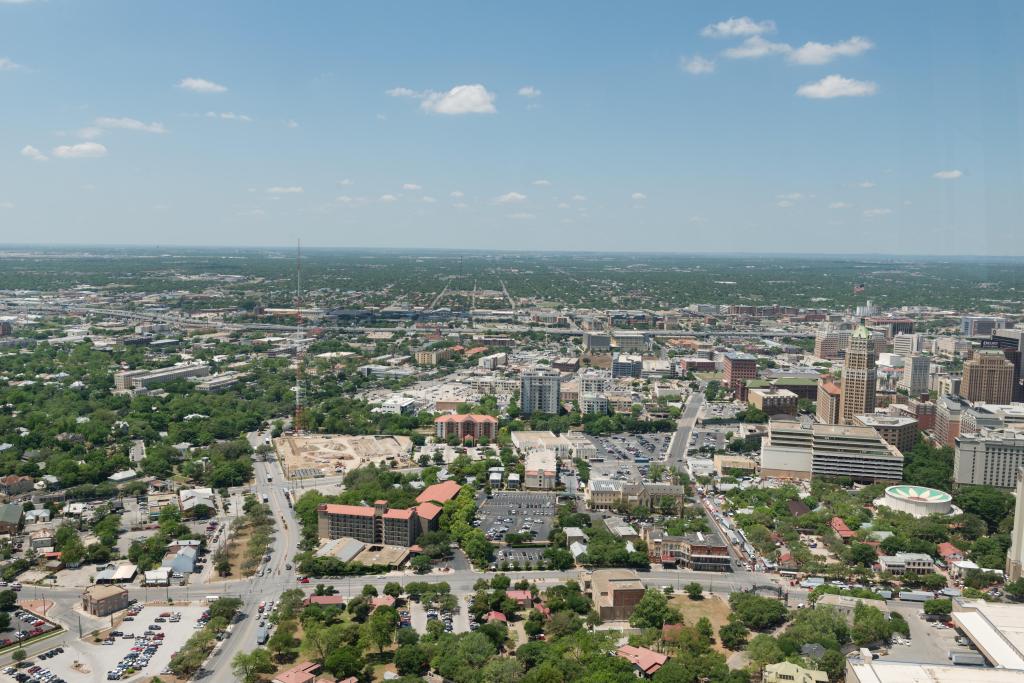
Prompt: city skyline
<box><xmin>3</xmin><ymin>2</ymin><xmax>1024</xmax><ymax>254</ymax></box>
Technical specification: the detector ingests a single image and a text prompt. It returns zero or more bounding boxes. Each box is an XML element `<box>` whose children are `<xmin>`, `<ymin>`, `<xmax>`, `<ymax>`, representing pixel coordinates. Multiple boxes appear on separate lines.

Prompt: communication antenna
<box><xmin>294</xmin><ymin>239</ymin><xmax>304</xmax><ymax>434</ymax></box>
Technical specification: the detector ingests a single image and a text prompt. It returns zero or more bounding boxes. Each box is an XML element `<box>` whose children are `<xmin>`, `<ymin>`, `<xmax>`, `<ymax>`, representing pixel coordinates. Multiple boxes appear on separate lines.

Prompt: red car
<box><xmin>299</xmin><ymin>577</ymin><xmax>310</xmax><ymax>584</ymax></box>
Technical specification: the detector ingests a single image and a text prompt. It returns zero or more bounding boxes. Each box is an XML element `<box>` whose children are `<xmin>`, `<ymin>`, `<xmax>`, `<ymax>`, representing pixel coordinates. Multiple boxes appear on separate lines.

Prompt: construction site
<box><xmin>274</xmin><ymin>434</ymin><xmax>415</xmax><ymax>479</ymax></box>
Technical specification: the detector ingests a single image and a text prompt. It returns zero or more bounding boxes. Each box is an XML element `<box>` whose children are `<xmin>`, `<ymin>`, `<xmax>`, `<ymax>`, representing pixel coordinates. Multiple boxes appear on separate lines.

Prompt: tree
<box><xmin>630</xmin><ymin>588</ymin><xmax>673</xmax><ymax>629</ymax></box>
<box><xmin>696</xmin><ymin>616</ymin><xmax>715</xmax><ymax>645</ymax></box>
<box><xmin>719</xmin><ymin>620</ymin><xmax>749</xmax><ymax>650</ymax></box>
<box><xmin>0</xmin><ymin>590</ymin><xmax>16</xmax><ymax>611</ymax></box>
<box><xmin>231</xmin><ymin>649</ymin><xmax>274</xmax><ymax>683</ymax></box>
<box><xmin>480</xmin><ymin>657</ymin><xmax>525</xmax><ymax>683</ymax></box>
<box><xmin>956</xmin><ymin>486</ymin><xmax>1014</xmax><ymax>533</ymax></box>
<box><xmin>362</xmin><ymin>606</ymin><xmax>398</xmax><ymax>653</ymax></box>
<box><xmin>410</xmin><ymin>554</ymin><xmax>432</xmax><ymax>573</ymax></box>
<box><xmin>1005</xmin><ymin>578</ymin><xmax>1024</xmax><ymax>601</ymax></box>
<box><xmin>746</xmin><ymin>634</ymin><xmax>784</xmax><ymax>668</ymax></box>
<box><xmin>324</xmin><ymin>645</ymin><xmax>363</xmax><ymax>679</ymax></box>
<box><xmin>394</xmin><ymin>644</ymin><xmax>429</xmax><ymax>676</ymax></box>
<box><xmin>11</xmin><ymin>649</ymin><xmax>25</xmax><ymax>663</ymax></box>
<box><xmin>846</xmin><ymin>542</ymin><xmax>878</xmax><ymax>567</ymax></box>
<box><xmin>684</xmin><ymin>582</ymin><xmax>703</xmax><ymax>600</ymax></box>
<box><xmin>383</xmin><ymin>581</ymin><xmax>402</xmax><ymax>599</ymax></box>
<box><xmin>267</xmin><ymin>620</ymin><xmax>299</xmax><ymax>662</ymax></box>
<box><xmin>923</xmin><ymin>598</ymin><xmax>952</xmax><ymax>617</ymax></box>
<box><xmin>0</xmin><ymin>613</ymin><xmax>9</xmax><ymax>631</ymax></box>
<box><xmin>852</xmin><ymin>603</ymin><xmax>891</xmax><ymax>646</ymax></box>
<box><xmin>728</xmin><ymin>593</ymin><xmax>788</xmax><ymax>630</ymax></box>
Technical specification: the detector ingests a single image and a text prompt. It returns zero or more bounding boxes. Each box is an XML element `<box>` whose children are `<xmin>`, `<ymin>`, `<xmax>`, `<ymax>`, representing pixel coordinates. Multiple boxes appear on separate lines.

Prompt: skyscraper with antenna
<box><xmin>294</xmin><ymin>239</ymin><xmax>305</xmax><ymax>434</ymax></box>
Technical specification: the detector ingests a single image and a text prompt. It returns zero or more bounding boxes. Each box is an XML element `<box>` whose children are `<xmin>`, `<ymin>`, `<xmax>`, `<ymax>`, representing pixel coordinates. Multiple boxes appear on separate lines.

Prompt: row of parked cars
<box><xmin>105</xmin><ymin>632</ymin><xmax>165</xmax><ymax>679</ymax></box>
<box><xmin>3</xmin><ymin>648</ymin><xmax>67</xmax><ymax>683</ymax></box>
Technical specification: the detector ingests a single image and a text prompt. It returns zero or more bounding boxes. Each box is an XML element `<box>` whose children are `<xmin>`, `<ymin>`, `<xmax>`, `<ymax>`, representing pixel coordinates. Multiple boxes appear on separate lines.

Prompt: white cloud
<box><xmin>776</xmin><ymin>200</ymin><xmax>795</xmax><ymax>208</ymax></box>
<box><xmin>723</xmin><ymin>36</ymin><xmax>792</xmax><ymax>59</ymax></box>
<box><xmin>285</xmin><ymin>119</ymin><xmax>300</xmax><ymax>129</ymax></box>
<box><xmin>52</xmin><ymin>142</ymin><xmax>107</xmax><ymax>159</ymax></box>
<box><xmin>556</xmin><ymin>202</ymin><xmax>570</xmax><ymax>209</ymax></box>
<box><xmin>77</xmin><ymin>127</ymin><xmax>103</xmax><ymax>140</ymax></box>
<box><xmin>422</xmin><ymin>84</ymin><xmax>496</xmax><ymax>114</ymax></box>
<box><xmin>828</xmin><ymin>201</ymin><xmax>852</xmax><ymax>209</ymax></box>
<box><xmin>379</xmin><ymin>194</ymin><xmax>398</xmax><ymax>202</ymax></box>
<box><xmin>788</xmin><ymin>37</ymin><xmax>873</xmax><ymax>65</ymax></box>
<box><xmin>449</xmin><ymin>190</ymin><xmax>464</xmax><ymax>198</ymax></box>
<box><xmin>689</xmin><ymin>215</ymin><xmax>708</xmax><ymax>224</ymax></box>
<box><xmin>496</xmin><ymin>191</ymin><xmax>526</xmax><ymax>204</ymax></box>
<box><xmin>702</xmin><ymin>17</ymin><xmax>776</xmax><ymax>38</ymax></box>
<box><xmin>933</xmin><ymin>169</ymin><xmax>963</xmax><ymax>180</ymax></box>
<box><xmin>402</xmin><ymin>183</ymin><xmax>422</xmax><ymax>191</ymax></box>
<box><xmin>857</xmin><ymin>180</ymin><xmax>876</xmax><ymax>188</ymax></box>
<box><xmin>385</xmin><ymin>87</ymin><xmax>421</xmax><ymax>98</ymax></box>
<box><xmin>531</xmin><ymin>179</ymin><xmax>551</xmax><ymax>186</ymax></box>
<box><xmin>571</xmin><ymin>194</ymin><xmax>587</xmax><ymax>201</ymax></box>
<box><xmin>518</xmin><ymin>86</ymin><xmax>541</xmax><ymax>98</ymax></box>
<box><xmin>863</xmin><ymin>208</ymin><xmax>892</xmax><ymax>217</ymax></box>
<box><xmin>797</xmin><ymin>74</ymin><xmax>877</xmax><ymax>99</ymax></box>
<box><xmin>95</xmin><ymin>117</ymin><xmax>167</xmax><ymax>134</ymax></box>
<box><xmin>389</xmin><ymin>84</ymin><xmax>497</xmax><ymax>114</ymax></box>
<box><xmin>452</xmin><ymin>202</ymin><xmax>468</xmax><ymax>209</ymax></box>
<box><xmin>177</xmin><ymin>77</ymin><xmax>227</xmax><ymax>93</ymax></box>
<box><xmin>0</xmin><ymin>58</ymin><xmax>23</xmax><ymax>71</ymax></box>
<box><xmin>0</xmin><ymin>201</ymin><xmax>13</xmax><ymax>209</ymax></box>
<box><xmin>20</xmin><ymin>145</ymin><xmax>47</xmax><ymax>161</ymax></box>
<box><xmin>206</xmin><ymin>111</ymin><xmax>252</xmax><ymax>122</ymax></box>
<box><xmin>680</xmin><ymin>55</ymin><xmax>715</xmax><ymax>75</ymax></box>
<box><xmin>507</xmin><ymin>212</ymin><xmax>535</xmax><ymax>220</ymax></box>
<box><xmin>631</xmin><ymin>192</ymin><xmax>647</xmax><ymax>200</ymax></box>
<box><xmin>337</xmin><ymin>179</ymin><xmax>353</xmax><ymax>187</ymax></box>
<box><xmin>266</xmin><ymin>186</ymin><xmax>304</xmax><ymax>194</ymax></box>
<box><xmin>777</xmin><ymin>192</ymin><xmax>803</xmax><ymax>200</ymax></box>
<box><xmin>422</xmin><ymin>196</ymin><xmax>436</xmax><ymax>203</ymax></box>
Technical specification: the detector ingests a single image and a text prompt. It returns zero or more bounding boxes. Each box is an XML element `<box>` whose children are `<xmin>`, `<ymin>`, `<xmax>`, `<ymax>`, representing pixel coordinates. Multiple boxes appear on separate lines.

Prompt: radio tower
<box><xmin>294</xmin><ymin>239</ymin><xmax>304</xmax><ymax>434</ymax></box>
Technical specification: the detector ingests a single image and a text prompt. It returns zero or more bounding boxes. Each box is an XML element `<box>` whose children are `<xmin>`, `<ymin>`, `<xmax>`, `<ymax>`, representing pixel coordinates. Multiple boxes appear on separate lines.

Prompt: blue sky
<box><xmin>2</xmin><ymin>1</ymin><xmax>1024</xmax><ymax>254</ymax></box>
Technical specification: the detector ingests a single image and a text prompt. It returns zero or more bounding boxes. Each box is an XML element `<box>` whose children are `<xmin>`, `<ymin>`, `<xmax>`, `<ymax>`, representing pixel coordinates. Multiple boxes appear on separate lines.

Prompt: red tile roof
<box><xmin>937</xmin><ymin>542</ymin><xmax>963</xmax><ymax>559</ymax></box>
<box><xmin>830</xmin><ymin>516</ymin><xmax>854</xmax><ymax>538</ymax></box>
<box><xmin>485</xmin><ymin>610</ymin><xmax>508</xmax><ymax>623</ymax></box>
<box><xmin>616</xmin><ymin>646</ymin><xmax>668</xmax><ymax>675</ymax></box>
<box><xmin>303</xmin><ymin>595</ymin><xmax>345</xmax><ymax>606</ymax></box>
<box><xmin>820</xmin><ymin>382</ymin><xmax>842</xmax><ymax>396</ymax></box>
<box><xmin>274</xmin><ymin>661</ymin><xmax>321</xmax><ymax>683</ymax></box>
<box><xmin>416</xmin><ymin>502</ymin><xmax>443</xmax><ymax>520</ymax></box>
<box><xmin>382</xmin><ymin>507</ymin><xmax>415</xmax><ymax>520</ymax></box>
<box><xmin>506</xmin><ymin>590</ymin><xmax>532</xmax><ymax>604</ymax></box>
<box><xmin>434</xmin><ymin>413</ymin><xmax>498</xmax><ymax>424</ymax></box>
<box><xmin>318</xmin><ymin>503</ymin><xmax>375</xmax><ymax>517</ymax></box>
<box><xmin>416</xmin><ymin>480</ymin><xmax>462</xmax><ymax>505</ymax></box>
<box><xmin>372</xmin><ymin>595</ymin><xmax>396</xmax><ymax>608</ymax></box>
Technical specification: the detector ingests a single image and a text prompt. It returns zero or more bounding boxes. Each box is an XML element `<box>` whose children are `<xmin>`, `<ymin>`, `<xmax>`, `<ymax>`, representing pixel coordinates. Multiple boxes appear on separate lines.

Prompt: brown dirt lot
<box><xmin>669</xmin><ymin>592</ymin><xmax>733</xmax><ymax>654</ymax></box>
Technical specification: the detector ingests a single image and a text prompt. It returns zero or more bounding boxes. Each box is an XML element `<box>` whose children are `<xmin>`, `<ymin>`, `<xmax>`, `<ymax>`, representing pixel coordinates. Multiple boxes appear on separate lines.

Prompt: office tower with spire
<box><xmin>839</xmin><ymin>325</ymin><xmax>877</xmax><ymax>425</ymax></box>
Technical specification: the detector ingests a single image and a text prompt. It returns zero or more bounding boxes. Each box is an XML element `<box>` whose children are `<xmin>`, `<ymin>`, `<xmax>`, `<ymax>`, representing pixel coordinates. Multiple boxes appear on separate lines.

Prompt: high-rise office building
<box><xmin>1007</xmin><ymin>467</ymin><xmax>1024</xmax><ymax>581</ymax></box>
<box><xmin>723</xmin><ymin>352</ymin><xmax>757</xmax><ymax>398</ymax></box>
<box><xmin>899</xmin><ymin>354</ymin><xmax>930</xmax><ymax>397</ymax></box>
<box><xmin>961</xmin><ymin>316</ymin><xmax>1007</xmax><ymax>337</ymax></box>
<box><xmin>892</xmin><ymin>333</ymin><xmax>921</xmax><ymax>357</ymax></box>
<box><xmin>816</xmin><ymin>380</ymin><xmax>841</xmax><ymax>425</ymax></box>
<box><xmin>986</xmin><ymin>329</ymin><xmax>1024</xmax><ymax>402</ymax></box>
<box><xmin>520</xmin><ymin>369</ymin><xmax>561</xmax><ymax>415</ymax></box>
<box><xmin>954</xmin><ymin>431</ymin><xmax>1024</xmax><ymax>489</ymax></box>
<box><xmin>814</xmin><ymin>328</ymin><xmax>852</xmax><ymax>360</ymax></box>
<box><xmin>960</xmin><ymin>349</ymin><xmax>1014</xmax><ymax>404</ymax></box>
<box><xmin>839</xmin><ymin>325</ymin><xmax>877</xmax><ymax>425</ymax></box>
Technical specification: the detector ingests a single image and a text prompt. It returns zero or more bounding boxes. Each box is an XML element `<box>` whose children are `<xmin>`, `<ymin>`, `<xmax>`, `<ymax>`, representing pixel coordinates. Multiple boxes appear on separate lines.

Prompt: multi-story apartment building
<box><xmin>611</xmin><ymin>331</ymin><xmax>648</xmax><ymax>353</ymax></box>
<box><xmin>853</xmin><ymin>414</ymin><xmax>918</xmax><ymax>454</ymax></box>
<box><xmin>954</xmin><ymin>431</ymin><xmax>1024</xmax><ymax>489</ymax></box>
<box><xmin>114</xmin><ymin>363</ymin><xmax>210</xmax><ymax>390</ymax></box>
<box><xmin>641</xmin><ymin>528</ymin><xmax>731</xmax><ymax>571</ymax></box>
<box><xmin>723</xmin><ymin>352</ymin><xmax>757</xmax><ymax>398</ymax></box>
<box><xmin>899</xmin><ymin>354</ymin><xmax>931</xmax><ymax>397</ymax></box>
<box><xmin>579</xmin><ymin>369</ymin><xmax>611</xmax><ymax>394</ymax></box>
<box><xmin>434</xmin><ymin>413</ymin><xmax>498</xmax><ymax>442</ymax></box>
<box><xmin>816</xmin><ymin>380</ymin><xmax>841</xmax><ymax>425</ymax></box>
<box><xmin>611</xmin><ymin>354</ymin><xmax>643</xmax><ymax>379</ymax></box>
<box><xmin>934</xmin><ymin>395</ymin><xmax>966</xmax><ymax>446</ymax></box>
<box><xmin>316</xmin><ymin>500</ymin><xmax>442</xmax><ymax>547</ymax></box>
<box><xmin>520</xmin><ymin>369</ymin><xmax>561</xmax><ymax>415</ymax></box>
<box><xmin>580</xmin><ymin>393</ymin><xmax>609</xmax><ymax>415</ymax></box>
<box><xmin>414</xmin><ymin>348</ymin><xmax>453</xmax><ymax>365</ymax></box>
<box><xmin>582</xmin><ymin>333</ymin><xmax>611</xmax><ymax>352</ymax></box>
<box><xmin>814</xmin><ymin>328</ymin><xmax>852</xmax><ymax>360</ymax></box>
<box><xmin>961</xmin><ymin>349</ymin><xmax>1015</xmax><ymax>404</ymax></box>
<box><xmin>839</xmin><ymin>326</ymin><xmax>877</xmax><ymax>424</ymax></box>
<box><xmin>748</xmin><ymin>386</ymin><xmax>798</xmax><ymax>415</ymax></box>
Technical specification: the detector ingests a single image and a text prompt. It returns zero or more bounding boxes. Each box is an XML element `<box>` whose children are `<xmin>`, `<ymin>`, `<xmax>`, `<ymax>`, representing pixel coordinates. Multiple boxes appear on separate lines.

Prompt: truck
<box><xmin>266</xmin><ymin>474</ymin><xmax>272</xmax><ymax>483</ymax></box>
<box><xmin>257</xmin><ymin>600</ymin><xmax>266</xmax><ymax>613</ymax></box>
<box><xmin>899</xmin><ymin>590</ymin><xmax>933</xmax><ymax>603</ymax></box>
<box><xmin>262</xmin><ymin>493</ymin><xmax>269</xmax><ymax>504</ymax></box>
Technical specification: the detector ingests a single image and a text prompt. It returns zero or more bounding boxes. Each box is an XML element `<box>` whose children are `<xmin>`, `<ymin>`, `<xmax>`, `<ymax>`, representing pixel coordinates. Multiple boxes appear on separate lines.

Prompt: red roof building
<box><xmin>937</xmin><ymin>542</ymin><xmax>963</xmax><ymax>562</ymax></box>
<box><xmin>434</xmin><ymin>414</ymin><xmax>498</xmax><ymax>442</ymax></box>
<box><xmin>416</xmin><ymin>480</ymin><xmax>463</xmax><ymax>505</ymax></box>
<box><xmin>830</xmin><ymin>516</ymin><xmax>855</xmax><ymax>542</ymax></box>
<box><xmin>485</xmin><ymin>610</ymin><xmax>508</xmax><ymax>623</ymax></box>
<box><xmin>371</xmin><ymin>595</ymin><xmax>396</xmax><ymax>609</ymax></box>
<box><xmin>616</xmin><ymin>646</ymin><xmax>668</xmax><ymax>677</ymax></box>
<box><xmin>506</xmin><ymin>590</ymin><xmax>533</xmax><ymax>609</ymax></box>
<box><xmin>302</xmin><ymin>595</ymin><xmax>345</xmax><ymax>606</ymax></box>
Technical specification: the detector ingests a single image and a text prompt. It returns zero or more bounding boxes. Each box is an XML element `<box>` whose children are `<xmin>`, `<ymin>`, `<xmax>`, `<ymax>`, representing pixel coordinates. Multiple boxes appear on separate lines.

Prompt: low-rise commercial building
<box><xmin>585</xmin><ymin>479</ymin><xmax>686</xmax><ymax>511</ymax></box>
<box><xmin>586</xmin><ymin>569</ymin><xmax>646</xmax><ymax>621</ymax></box>
<box><xmin>82</xmin><ymin>584</ymin><xmax>129</xmax><ymax>616</ymax></box>
<box><xmin>853</xmin><ymin>414</ymin><xmax>918</xmax><ymax>454</ymax></box>
<box><xmin>524</xmin><ymin>450</ymin><xmax>558</xmax><ymax>490</ymax></box>
<box><xmin>748</xmin><ymin>386</ymin><xmax>798</xmax><ymax>415</ymax></box>
<box><xmin>760</xmin><ymin>418</ymin><xmax>904</xmax><ymax>483</ymax></box>
<box><xmin>878</xmin><ymin>552</ymin><xmax>934</xmax><ymax>575</ymax></box>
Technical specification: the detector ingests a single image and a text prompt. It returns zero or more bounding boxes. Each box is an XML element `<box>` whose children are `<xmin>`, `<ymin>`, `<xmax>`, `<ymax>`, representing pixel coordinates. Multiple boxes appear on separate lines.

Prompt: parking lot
<box><xmin>0</xmin><ymin>607</ymin><xmax>58</xmax><ymax>649</ymax></box>
<box><xmin>37</xmin><ymin>604</ymin><xmax>205</xmax><ymax>682</ymax></box>
<box><xmin>588</xmin><ymin>432</ymin><xmax>673</xmax><ymax>482</ymax></box>
<box><xmin>688</xmin><ymin>428</ymin><xmax>726</xmax><ymax>453</ymax></box>
<box><xmin>884</xmin><ymin>604</ymin><xmax>960</xmax><ymax>665</ymax></box>
<box><xmin>477</xmin><ymin>492</ymin><xmax>557</xmax><ymax>546</ymax></box>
